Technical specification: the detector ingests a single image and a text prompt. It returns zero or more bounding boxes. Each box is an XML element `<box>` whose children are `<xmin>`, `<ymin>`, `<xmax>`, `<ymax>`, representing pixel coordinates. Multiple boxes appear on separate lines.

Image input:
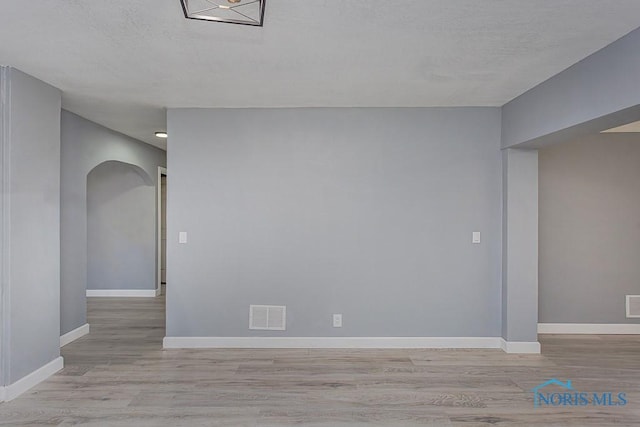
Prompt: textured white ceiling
<box><xmin>1</xmin><ymin>1</ymin><xmax>640</xmax><ymax>149</ymax></box>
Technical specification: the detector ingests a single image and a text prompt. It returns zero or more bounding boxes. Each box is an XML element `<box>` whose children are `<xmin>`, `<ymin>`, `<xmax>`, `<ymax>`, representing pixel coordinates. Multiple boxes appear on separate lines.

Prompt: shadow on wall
<box><xmin>87</xmin><ymin>160</ymin><xmax>156</xmax><ymax>292</ymax></box>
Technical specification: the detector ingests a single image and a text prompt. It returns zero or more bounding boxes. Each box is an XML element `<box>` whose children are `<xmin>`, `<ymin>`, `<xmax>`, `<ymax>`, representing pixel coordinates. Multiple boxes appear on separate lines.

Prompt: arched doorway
<box><xmin>86</xmin><ymin>161</ymin><xmax>157</xmax><ymax>296</ymax></box>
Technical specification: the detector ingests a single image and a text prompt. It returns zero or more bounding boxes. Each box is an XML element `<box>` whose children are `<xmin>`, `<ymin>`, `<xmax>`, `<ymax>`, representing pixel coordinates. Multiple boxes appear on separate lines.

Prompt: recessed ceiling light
<box><xmin>155</xmin><ymin>132</ymin><xmax>168</xmax><ymax>138</ymax></box>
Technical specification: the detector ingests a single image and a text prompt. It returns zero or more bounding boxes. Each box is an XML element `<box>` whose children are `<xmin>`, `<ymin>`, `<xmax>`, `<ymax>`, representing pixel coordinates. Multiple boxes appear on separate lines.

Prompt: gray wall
<box><xmin>0</xmin><ymin>67</ymin><xmax>5</xmax><ymax>385</ymax></box>
<box><xmin>502</xmin><ymin>149</ymin><xmax>539</xmax><ymax>342</ymax></box>
<box><xmin>166</xmin><ymin>107</ymin><xmax>502</xmax><ymax>338</ymax></box>
<box><xmin>60</xmin><ymin>111</ymin><xmax>165</xmax><ymax>335</ymax></box>
<box><xmin>87</xmin><ymin>161</ymin><xmax>156</xmax><ymax>291</ymax></box>
<box><xmin>0</xmin><ymin>68</ymin><xmax>61</xmax><ymax>384</ymax></box>
<box><xmin>539</xmin><ymin>133</ymin><xmax>640</xmax><ymax>324</ymax></box>
<box><xmin>502</xmin><ymin>27</ymin><xmax>640</xmax><ymax>148</ymax></box>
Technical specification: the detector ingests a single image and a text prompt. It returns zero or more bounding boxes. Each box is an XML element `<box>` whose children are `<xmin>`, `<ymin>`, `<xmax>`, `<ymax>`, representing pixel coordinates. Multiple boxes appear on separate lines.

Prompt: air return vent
<box><xmin>249</xmin><ymin>305</ymin><xmax>286</xmax><ymax>330</ymax></box>
<box><xmin>626</xmin><ymin>296</ymin><xmax>640</xmax><ymax>318</ymax></box>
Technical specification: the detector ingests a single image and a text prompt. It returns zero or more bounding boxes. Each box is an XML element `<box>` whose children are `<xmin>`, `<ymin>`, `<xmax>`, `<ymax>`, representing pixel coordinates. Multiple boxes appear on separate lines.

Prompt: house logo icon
<box><xmin>531</xmin><ymin>379</ymin><xmax>573</xmax><ymax>407</ymax></box>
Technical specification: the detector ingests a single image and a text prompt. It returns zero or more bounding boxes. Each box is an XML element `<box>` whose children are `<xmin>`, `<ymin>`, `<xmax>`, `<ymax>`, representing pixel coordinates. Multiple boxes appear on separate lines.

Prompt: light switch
<box><xmin>179</xmin><ymin>231</ymin><xmax>188</xmax><ymax>244</ymax></box>
<box><xmin>472</xmin><ymin>232</ymin><xmax>481</xmax><ymax>244</ymax></box>
<box><xmin>333</xmin><ymin>314</ymin><xmax>343</xmax><ymax>328</ymax></box>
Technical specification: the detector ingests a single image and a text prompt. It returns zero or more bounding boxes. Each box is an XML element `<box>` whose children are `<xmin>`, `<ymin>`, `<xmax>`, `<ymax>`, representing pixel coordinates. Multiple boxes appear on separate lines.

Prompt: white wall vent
<box><xmin>626</xmin><ymin>295</ymin><xmax>640</xmax><ymax>318</ymax></box>
<box><xmin>249</xmin><ymin>305</ymin><xmax>286</xmax><ymax>331</ymax></box>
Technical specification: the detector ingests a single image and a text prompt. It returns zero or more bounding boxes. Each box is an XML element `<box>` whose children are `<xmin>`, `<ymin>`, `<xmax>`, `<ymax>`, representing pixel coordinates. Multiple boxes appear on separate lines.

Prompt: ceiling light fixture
<box><xmin>155</xmin><ymin>132</ymin><xmax>168</xmax><ymax>138</ymax></box>
<box><xmin>180</xmin><ymin>0</ymin><xmax>265</xmax><ymax>27</ymax></box>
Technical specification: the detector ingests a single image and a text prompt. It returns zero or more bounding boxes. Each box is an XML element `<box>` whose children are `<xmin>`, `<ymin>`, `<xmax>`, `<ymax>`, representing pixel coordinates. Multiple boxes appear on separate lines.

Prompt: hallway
<box><xmin>0</xmin><ymin>297</ymin><xmax>639</xmax><ymax>425</ymax></box>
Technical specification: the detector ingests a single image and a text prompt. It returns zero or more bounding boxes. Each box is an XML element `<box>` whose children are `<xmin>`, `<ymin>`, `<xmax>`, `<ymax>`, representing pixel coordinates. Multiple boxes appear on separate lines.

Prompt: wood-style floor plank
<box><xmin>1</xmin><ymin>293</ymin><xmax>639</xmax><ymax>426</ymax></box>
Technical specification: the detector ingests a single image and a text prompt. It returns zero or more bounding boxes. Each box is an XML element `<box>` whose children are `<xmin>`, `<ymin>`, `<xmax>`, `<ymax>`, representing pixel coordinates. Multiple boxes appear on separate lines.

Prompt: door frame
<box><xmin>156</xmin><ymin>166</ymin><xmax>167</xmax><ymax>296</ymax></box>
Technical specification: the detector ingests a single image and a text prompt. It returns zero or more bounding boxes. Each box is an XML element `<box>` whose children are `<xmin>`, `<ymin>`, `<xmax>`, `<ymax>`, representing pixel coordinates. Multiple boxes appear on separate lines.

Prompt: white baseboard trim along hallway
<box><xmin>163</xmin><ymin>337</ymin><xmax>541</xmax><ymax>354</ymax></box>
<box><xmin>60</xmin><ymin>323</ymin><xmax>90</xmax><ymax>347</ymax></box>
<box><xmin>86</xmin><ymin>289</ymin><xmax>159</xmax><ymax>297</ymax></box>
<box><xmin>538</xmin><ymin>323</ymin><xmax>640</xmax><ymax>334</ymax></box>
<box><xmin>499</xmin><ymin>339</ymin><xmax>541</xmax><ymax>354</ymax></box>
<box><xmin>0</xmin><ymin>357</ymin><xmax>64</xmax><ymax>402</ymax></box>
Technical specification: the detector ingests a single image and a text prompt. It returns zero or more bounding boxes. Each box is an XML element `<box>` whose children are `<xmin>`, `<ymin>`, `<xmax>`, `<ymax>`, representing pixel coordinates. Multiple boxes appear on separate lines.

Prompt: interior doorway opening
<box><xmin>538</xmin><ymin>131</ymin><xmax>640</xmax><ymax>331</ymax></box>
<box><xmin>86</xmin><ymin>160</ymin><xmax>156</xmax><ymax>296</ymax></box>
<box><xmin>157</xmin><ymin>167</ymin><xmax>168</xmax><ymax>296</ymax></box>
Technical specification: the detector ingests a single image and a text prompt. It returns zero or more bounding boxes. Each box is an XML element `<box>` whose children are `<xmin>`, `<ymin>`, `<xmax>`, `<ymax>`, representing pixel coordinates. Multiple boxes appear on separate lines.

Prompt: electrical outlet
<box><xmin>333</xmin><ymin>314</ymin><xmax>343</xmax><ymax>328</ymax></box>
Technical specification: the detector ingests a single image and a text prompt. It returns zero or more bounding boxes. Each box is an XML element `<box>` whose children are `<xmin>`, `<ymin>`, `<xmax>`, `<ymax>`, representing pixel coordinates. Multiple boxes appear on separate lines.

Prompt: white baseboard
<box><xmin>86</xmin><ymin>289</ymin><xmax>158</xmax><ymax>298</ymax></box>
<box><xmin>500</xmin><ymin>339</ymin><xmax>541</xmax><ymax>354</ymax></box>
<box><xmin>538</xmin><ymin>323</ymin><xmax>640</xmax><ymax>334</ymax></box>
<box><xmin>60</xmin><ymin>323</ymin><xmax>90</xmax><ymax>347</ymax></box>
<box><xmin>0</xmin><ymin>356</ymin><xmax>63</xmax><ymax>402</ymax></box>
<box><xmin>163</xmin><ymin>336</ymin><xmax>505</xmax><ymax>350</ymax></box>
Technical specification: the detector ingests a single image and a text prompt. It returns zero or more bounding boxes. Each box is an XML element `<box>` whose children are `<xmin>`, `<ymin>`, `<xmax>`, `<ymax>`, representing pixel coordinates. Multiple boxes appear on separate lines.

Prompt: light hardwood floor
<box><xmin>1</xmin><ymin>294</ymin><xmax>639</xmax><ymax>426</ymax></box>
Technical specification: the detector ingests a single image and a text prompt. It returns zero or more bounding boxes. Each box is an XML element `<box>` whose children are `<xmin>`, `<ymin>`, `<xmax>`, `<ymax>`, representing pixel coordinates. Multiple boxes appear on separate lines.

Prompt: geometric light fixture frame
<box><xmin>180</xmin><ymin>0</ymin><xmax>265</xmax><ymax>27</ymax></box>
